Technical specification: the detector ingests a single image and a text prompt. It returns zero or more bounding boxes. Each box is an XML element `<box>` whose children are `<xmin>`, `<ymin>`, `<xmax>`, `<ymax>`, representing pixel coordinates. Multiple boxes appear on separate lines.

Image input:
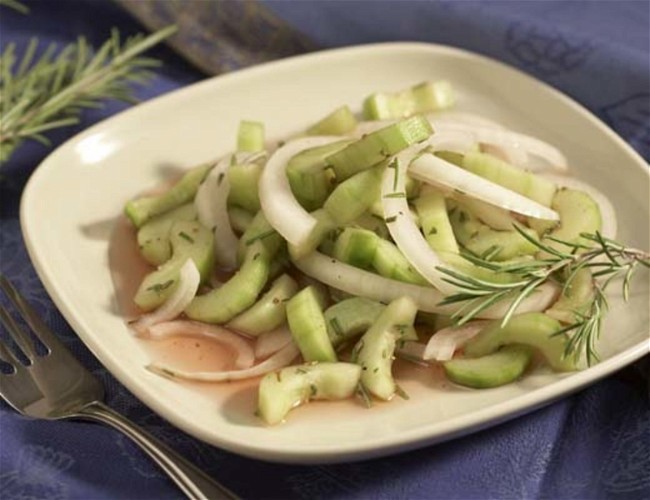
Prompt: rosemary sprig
<box><xmin>437</xmin><ymin>227</ymin><xmax>649</xmax><ymax>365</ymax></box>
<box><xmin>0</xmin><ymin>25</ymin><xmax>177</xmax><ymax>163</ymax></box>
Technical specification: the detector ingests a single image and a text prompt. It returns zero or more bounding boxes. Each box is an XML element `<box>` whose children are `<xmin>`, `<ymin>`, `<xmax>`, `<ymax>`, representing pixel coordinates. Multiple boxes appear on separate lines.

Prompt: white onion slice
<box><xmin>255</xmin><ymin>326</ymin><xmax>294</xmax><ymax>360</ymax></box>
<box><xmin>540</xmin><ymin>174</ymin><xmax>617</xmax><ymax>239</ymax></box>
<box><xmin>426</xmin><ymin>130</ymin><xmax>477</xmax><ymax>154</ymax></box>
<box><xmin>259</xmin><ymin>136</ymin><xmax>341</xmax><ymax>246</ymax></box>
<box><xmin>395</xmin><ymin>341</ymin><xmax>428</xmax><ymax>364</ymax></box>
<box><xmin>145</xmin><ymin>319</ymin><xmax>255</xmax><ymax>369</ymax></box>
<box><xmin>424</xmin><ymin>321</ymin><xmax>490</xmax><ymax>361</ymax></box>
<box><xmin>147</xmin><ymin>342</ymin><xmax>299</xmax><ymax>382</ymax></box>
<box><xmin>409</xmin><ymin>153</ymin><xmax>559</xmax><ymax>220</ymax></box>
<box><xmin>436</xmin><ymin>124</ymin><xmax>567</xmax><ymax>172</ymax></box>
<box><xmin>195</xmin><ymin>151</ymin><xmax>265</xmax><ymax>269</ymax></box>
<box><xmin>131</xmin><ymin>259</ymin><xmax>200</xmax><ymax>334</ymax></box>
<box><xmin>381</xmin><ymin>149</ymin><xmax>460</xmax><ymax>294</ymax></box>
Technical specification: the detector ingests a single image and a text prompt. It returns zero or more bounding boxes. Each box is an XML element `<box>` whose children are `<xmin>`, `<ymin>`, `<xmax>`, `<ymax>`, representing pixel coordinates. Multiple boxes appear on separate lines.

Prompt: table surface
<box><xmin>1</xmin><ymin>1</ymin><xmax>648</xmax><ymax>499</ymax></box>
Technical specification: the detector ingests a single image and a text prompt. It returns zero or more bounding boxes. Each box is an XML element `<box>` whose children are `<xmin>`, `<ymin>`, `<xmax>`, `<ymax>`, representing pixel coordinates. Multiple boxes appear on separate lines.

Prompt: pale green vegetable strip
<box><xmin>373</xmin><ymin>238</ymin><xmax>429</xmax><ymax>285</ymax></box>
<box><xmin>258</xmin><ymin>363</ymin><xmax>361</xmax><ymax>425</ymax></box>
<box><xmin>288</xmin><ymin>209</ymin><xmax>336</xmax><ymax>260</ymax></box>
<box><xmin>414</xmin><ymin>188</ymin><xmax>459</xmax><ymax>254</ymax></box>
<box><xmin>286</xmin><ymin>286</ymin><xmax>337</xmax><ymax>362</ymax></box>
<box><xmin>546</xmin><ymin>268</ymin><xmax>595</xmax><ymax>324</ymax></box>
<box><xmin>228</xmin><ymin>162</ymin><xmax>263</xmax><ymax>212</ymax></box>
<box><xmin>237</xmin><ymin>120</ymin><xmax>265</xmax><ymax>152</ymax></box>
<box><xmin>444</xmin><ymin>345</ymin><xmax>533</xmax><ymax>388</ymax></box>
<box><xmin>228</xmin><ymin>274</ymin><xmax>299</xmax><ymax>336</ymax></box>
<box><xmin>228</xmin><ymin>206</ymin><xmax>254</xmax><ymax>233</ymax></box>
<box><xmin>324</xmin><ymin>297</ymin><xmax>386</xmax><ymax>347</ymax></box>
<box><xmin>363</xmin><ymin>81</ymin><xmax>455</xmax><ymax>120</ymax></box>
<box><xmin>238</xmin><ymin>211</ymin><xmax>284</xmax><ymax>264</ymax></box>
<box><xmin>332</xmin><ymin>227</ymin><xmax>379</xmax><ymax>270</ymax></box>
<box><xmin>324</xmin><ymin>166</ymin><xmax>383</xmax><ymax>224</ymax></box>
<box><xmin>125</xmin><ymin>163</ymin><xmax>212</xmax><ymax>227</ymax></box>
<box><xmin>137</xmin><ymin>203</ymin><xmax>197</xmax><ymax>266</ymax></box>
<box><xmin>184</xmin><ymin>241</ymin><xmax>270</xmax><ymax>323</ymax></box>
<box><xmin>306</xmin><ymin>105</ymin><xmax>357</xmax><ymax>136</ymax></box>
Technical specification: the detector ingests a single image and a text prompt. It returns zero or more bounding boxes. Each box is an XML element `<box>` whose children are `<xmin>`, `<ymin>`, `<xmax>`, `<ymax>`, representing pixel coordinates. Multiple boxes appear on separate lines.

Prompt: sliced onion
<box><xmin>540</xmin><ymin>174</ymin><xmax>617</xmax><ymax>239</ymax></box>
<box><xmin>146</xmin><ymin>342</ymin><xmax>299</xmax><ymax>382</ymax></box>
<box><xmin>409</xmin><ymin>153</ymin><xmax>559</xmax><ymax>220</ymax></box>
<box><xmin>195</xmin><ymin>151</ymin><xmax>266</xmax><ymax>269</ymax></box>
<box><xmin>435</xmin><ymin>123</ymin><xmax>567</xmax><ymax>172</ymax></box>
<box><xmin>424</xmin><ymin>321</ymin><xmax>490</xmax><ymax>361</ymax></box>
<box><xmin>382</xmin><ymin>149</ymin><xmax>460</xmax><ymax>294</ymax></box>
<box><xmin>255</xmin><ymin>326</ymin><xmax>293</xmax><ymax>359</ymax></box>
<box><xmin>131</xmin><ymin>259</ymin><xmax>200</xmax><ymax>335</ymax></box>
<box><xmin>259</xmin><ymin>136</ymin><xmax>341</xmax><ymax>246</ymax></box>
<box><xmin>426</xmin><ymin>130</ymin><xmax>477</xmax><ymax>154</ymax></box>
<box><xmin>145</xmin><ymin>319</ymin><xmax>255</xmax><ymax>369</ymax></box>
<box><xmin>395</xmin><ymin>341</ymin><xmax>428</xmax><ymax>364</ymax></box>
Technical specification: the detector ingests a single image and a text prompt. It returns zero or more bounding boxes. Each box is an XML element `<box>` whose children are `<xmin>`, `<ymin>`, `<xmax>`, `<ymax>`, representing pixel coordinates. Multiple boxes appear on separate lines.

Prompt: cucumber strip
<box><xmin>350</xmin><ymin>212</ymin><xmax>390</xmax><ymax>239</ymax></box>
<box><xmin>326</xmin><ymin>116</ymin><xmax>433</xmax><ymax>181</ymax></box>
<box><xmin>461</xmin><ymin>152</ymin><xmax>557</xmax><ymax>207</ymax></box>
<box><xmin>306</xmin><ymin>105</ymin><xmax>358</xmax><ymax>136</ymax></box>
<box><xmin>134</xmin><ymin>221</ymin><xmax>215</xmax><ymax>311</ymax></box>
<box><xmin>414</xmin><ymin>188</ymin><xmax>459</xmax><ymax>254</ymax></box>
<box><xmin>237</xmin><ymin>211</ymin><xmax>284</xmax><ymax>264</ymax></box>
<box><xmin>444</xmin><ymin>345</ymin><xmax>533</xmax><ymax>388</ymax></box>
<box><xmin>324</xmin><ymin>297</ymin><xmax>385</xmax><ymax>347</ymax></box>
<box><xmin>324</xmin><ymin>165</ymin><xmax>383</xmax><ymax>224</ymax></box>
<box><xmin>449</xmin><ymin>206</ymin><xmax>539</xmax><ymax>261</ymax></box>
<box><xmin>184</xmin><ymin>241</ymin><xmax>270</xmax><ymax>323</ymax></box>
<box><xmin>227</xmin><ymin>162</ymin><xmax>263</xmax><ymax>212</ymax></box>
<box><xmin>463</xmin><ymin>312</ymin><xmax>577</xmax><ymax>371</ymax></box>
<box><xmin>353</xmin><ymin>296</ymin><xmax>418</xmax><ymax>400</ymax></box>
<box><xmin>228</xmin><ymin>274</ymin><xmax>299</xmax><ymax>337</ymax></box>
<box><xmin>286</xmin><ymin>286</ymin><xmax>337</xmax><ymax>362</ymax></box>
<box><xmin>546</xmin><ymin>268</ymin><xmax>595</xmax><ymax>324</ymax></box>
<box><xmin>363</xmin><ymin>81</ymin><xmax>456</xmax><ymax>120</ymax></box>
<box><xmin>125</xmin><ymin>163</ymin><xmax>212</xmax><ymax>228</ymax></box>
<box><xmin>332</xmin><ymin>227</ymin><xmax>379</xmax><ymax>269</ymax></box>
<box><xmin>461</xmin><ymin>197</ymin><xmax>519</xmax><ymax>231</ymax></box>
<box><xmin>137</xmin><ymin>203</ymin><xmax>197</xmax><ymax>266</ymax></box>
<box><xmin>286</xmin><ymin>139</ymin><xmax>351</xmax><ymax>211</ymax></box>
<box><xmin>287</xmin><ymin>209</ymin><xmax>336</xmax><ymax>260</ymax></box>
<box><xmin>373</xmin><ymin>238</ymin><xmax>429</xmax><ymax>285</ymax></box>
<box><xmin>228</xmin><ymin>206</ymin><xmax>254</xmax><ymax>233</ymax></box>
<box><xmin>237</xmin><ymin>120</ymin><xmax>265</xmax><ymax>152</ymax></box>
<box><xmin>541</xmin><ymin>188</ymin><xmax>602</xmax><ymax>255</ymax></box>
<box><xmin>258</xmin><ymin>362</ymin><xmax>361</xmax><ymax>425</ymax></box>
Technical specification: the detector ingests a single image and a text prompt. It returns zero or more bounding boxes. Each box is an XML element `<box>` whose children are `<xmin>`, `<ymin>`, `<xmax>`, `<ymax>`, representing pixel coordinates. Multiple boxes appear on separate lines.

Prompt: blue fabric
<box><xmin>0</xmin><ymin>1</ymin><xmax>648</xmax><ymax>499</ymax></box>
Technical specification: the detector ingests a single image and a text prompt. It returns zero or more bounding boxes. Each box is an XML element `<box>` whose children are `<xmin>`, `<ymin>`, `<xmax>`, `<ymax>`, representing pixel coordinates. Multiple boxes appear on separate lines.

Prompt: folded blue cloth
<box><xmin>0</xmin><ymin>1</ymin><xmax>648</xmax><ymax>499</ymax></box>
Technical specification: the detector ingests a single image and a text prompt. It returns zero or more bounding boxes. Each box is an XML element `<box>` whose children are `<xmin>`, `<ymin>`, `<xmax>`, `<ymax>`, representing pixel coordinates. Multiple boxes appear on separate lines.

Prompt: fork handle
<box><xmin>76</xmin><ymin>401</ymin><xmax>238</xmax><ymax>500</ymax></box>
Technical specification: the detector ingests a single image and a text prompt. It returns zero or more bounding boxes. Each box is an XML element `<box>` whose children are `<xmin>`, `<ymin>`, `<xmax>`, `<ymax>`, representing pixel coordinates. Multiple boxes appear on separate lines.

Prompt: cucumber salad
<box><xmin>123</xmin><ymin>81</ymin><xmax>649</xmax><ymax>425</ymax></box>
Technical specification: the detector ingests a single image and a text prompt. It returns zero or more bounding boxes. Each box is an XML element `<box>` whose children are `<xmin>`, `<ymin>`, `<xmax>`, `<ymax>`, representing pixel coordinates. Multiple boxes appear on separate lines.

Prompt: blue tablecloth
<box><xmin>1</xmin><ymin>1</ymin><xmax>648</xmax><ymax>499</ymax></box>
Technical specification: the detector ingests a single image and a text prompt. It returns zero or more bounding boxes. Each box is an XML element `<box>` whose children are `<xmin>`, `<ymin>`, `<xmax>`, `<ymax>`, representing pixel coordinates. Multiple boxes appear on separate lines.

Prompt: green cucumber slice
<box><xmin>125</xmin><ymin>163</ymin><xmax>212</xmax><ymax>228</ymax></box>
<box><xmin>443</xmin><ymin>345</ymin><xmax>533</xmax><ymax>388</ymax></box>
<box><xmin>228</xmin><ymin>274</ymin><xmax>299</xmax><ymax>336</ymax></box>
<box><xmin>184</xmin><ymin>241</ymin><xmax>270</xmax><ymax>323</ymax></box>
<box><xmin>134</xmin><ymin>220</ymin><xmax>214</xmax><ymax>311</ymax></box>
<box><xmin>463</xmin><ymin>312</ymin><xmax>577</xmax><ymax>371</ymax></box>
<box><xmin>306</xmin><ymin>105</ymin><xmax>358</xmax><ymax>136</ymax></box>
<box><xmin>353</xmin><ymin>296</ymin><xmax>418</xmax><ymax>400</ymax></box>
<box><xmin>227</xmin><ymin>162</ymin><xmax>263</xmax><ymax>212</ymax></box>
<box><xmin>324</xmin><ymin>297</ymin><xmax>386</xmax><ymax>347</ymax></box>
<box><xmin>326</xmin><ymin>116</ymin><xmax>433</xmax><ymax>181</ymax></box>
<box><xmin>373</xmin><ymin>239</ymin><xmax>428</xmax><ymax>285</ymax></box>
<box><xmin>332</xmin><ymin>227</ymin><xmax>379</xmax><ymax>270</ymax></box>
<box><xmin>237</xmin><ymin>120</ymin><xmax>265</xmax><ymax>152</ymax></box>
<box><xmin>238</xmin><ymin>211</ymin><xmax>284</xmax><ymax>264</ymax></box>
<box><xmin>258</xmin><ymin>362</ymin><xmax>361</xmax><ymax>425</ymax></box>
<box><xmin>414</xmin><ymin>189</ymin><xmax>459</xmax><ymax>254</ymax></box>
<box><xmin>363</xmin><ymin>81</ymin><xmax>455</xmax><ymax>120</ymax></box>
<box><xmin>286</xmin><ymin>286</ymin><xmax>337</xmax><ymax>362</ymax></box>
<box><xmin>461</xmin><ymin>152</ymin><xmax>557</xmax><ymax>207</ymax></box>
<box><xmin>324</xmin><ymin>166</ymin><xmax>383</xmax><ymax>224</ymax></box>
<box><xmin>546</xmin><ymin>268</ymin><xmax>595</xmax><ymax>324</ymax></box>
<box><xmin>137</xmin><ymin>203</ymin><xmax>198</xmax><ymax>266</ymax></box>
<box><xmin>228</xmin><ymin>206</ymin><xmax>254</xmax><ymax>233</ymax></box>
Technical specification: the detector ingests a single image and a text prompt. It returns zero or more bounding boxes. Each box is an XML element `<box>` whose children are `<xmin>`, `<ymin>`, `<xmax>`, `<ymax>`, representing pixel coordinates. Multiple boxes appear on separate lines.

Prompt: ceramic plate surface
<box><xmin>21</xmin><ymin>43</ymin><xmax>649</xmax><ymax>463</ymax></box>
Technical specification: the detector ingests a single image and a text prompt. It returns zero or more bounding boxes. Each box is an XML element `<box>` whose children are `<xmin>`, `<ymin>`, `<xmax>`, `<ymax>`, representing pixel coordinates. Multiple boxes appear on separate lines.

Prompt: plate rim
<box><xmin>20</xmin><ymin>41</ymin><xmax>650</xmax><ymax>463</ymax></box>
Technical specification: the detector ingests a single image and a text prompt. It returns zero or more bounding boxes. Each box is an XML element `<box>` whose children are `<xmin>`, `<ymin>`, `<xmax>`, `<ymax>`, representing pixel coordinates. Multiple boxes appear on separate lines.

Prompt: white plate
<box><xmin>21</xmin><ymin>43</ymin><xmax>649</xmax><ymax>464</ymax></box>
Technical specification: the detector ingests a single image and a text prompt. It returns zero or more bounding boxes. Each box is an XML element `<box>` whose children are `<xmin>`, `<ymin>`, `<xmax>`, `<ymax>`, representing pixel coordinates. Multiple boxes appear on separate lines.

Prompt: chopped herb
<box><xmin>330</xmin><ymin>317</ymin><xmax>344</xmax><ymax>337</ymax></box>
<box><xmin>373</xmin><ymin>367</ymin><xmax>379</xmax><ymax>373</ymax></box>
<box><xmin>217</xmin><ymin>172</ymin><xmax>225</xmax><ymax>185</ymax></box>
<box><xmin>384</xmin><ymin>215</ymin><xmax>397</xmax><ymax>224</ymax></box>
<box><xmin>178</xmin><ymin>231</ymin><xmax>194</xmax><ymax>243</ymax></box>
<box><xmin>395</xmin><ymin>384</ymin><xmax>410</xmax><ymax>400</ymax></box>
<box><xmin>253</xmin><ymin>252</ymin><xmax>261</xmax><ymax>260</ymax></box>
<box><xmin>389</xmin><ymin>159</ymin><xmax>399</xmax><ymax>190</ymax></box>
<box><xmin>429</xmin><ymin>227</ymin><xmax>438</xmax><ymax>235</ymax></box>
<box><xmin>295</xmin><ymin>368</ymin><xmax>308</xmax><ymax>374</ymax></box>
<box><xmin>245</xmin><ymin>229</ymin><xmax>276</xmax><ymax>246</ymax></box>
<box><xmin>454</xmin><ymin>188</ymin><xmax>466</xmax><ymax>196</ymax></box>
<box><xmin>381</xmin><ymin>349</ymin><xmax>388</xmax><ymax>359</ymax></box>
<box><xmin>357</xmin><ymin>383</ymin><xmax>373</xmax><ymax>408</ymax></box>
<box><xmin>459</xmin><ymin>211</ymin><xmax>468</xmax><ymax>223</ymax></box>
<box><xmin>310</xmin><ymin>384</ymin><xmax>318</xmax><ymax>397</ymax></box>
<box><xmin>383</xmin><ymin>192</ymin><xmax>406</xmax><ymax>199</ymax></box>
<box><xmin>146</xmin><ymin>279</ymin><xmax>174</xmax><ymax>294</ymax></box>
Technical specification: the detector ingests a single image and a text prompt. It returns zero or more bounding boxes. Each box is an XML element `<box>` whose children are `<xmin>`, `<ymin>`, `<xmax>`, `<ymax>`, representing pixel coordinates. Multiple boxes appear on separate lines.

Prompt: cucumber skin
<box><xmin>134</xmin><ymin>220</ymin><xmax>215</xmax><ymax>311</ymax></box>
<box><xmin>184</xmin><ymin>242</ymin><xmax>270</xmax><ymax>323</ymax></box>
<box><xmin>137</xmin><ymin>203</ymin><xmax>197</xmax><ymax>266</ymax></box>
<box><xmin>286</xmin><ymin>286</ymin><xmax>338</xmax><ymax>363</ymax></box>
<box><xmin>463</xmin><ymin>312</ymin><xmax>577</xmax><ymax>372</ymax></box>
<box><xmin>125</xmin><ymin>163</ymin><xmax>212</xmax><ymax>228</ymax></box>
<box><xmin>444</xmin><ymin>345</ymin><xmax>533</xmax><ymax>389</ymax></box>
<box><xmin>258</xmin><ymin>362</ymin><xmax>361</xmax><ymax>425</ymax></box>
<box><xmin>324</xmin><ymin>297</ymin><xmax>386</xmax><ymax>347</ymax></box>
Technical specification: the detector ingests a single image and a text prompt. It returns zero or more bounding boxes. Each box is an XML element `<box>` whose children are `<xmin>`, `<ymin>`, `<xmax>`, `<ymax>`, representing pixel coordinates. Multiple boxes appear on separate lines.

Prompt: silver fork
<box><xmin>0</xmin><ymin>276</ymin><xmax>238</xmax><ymax>500</ymax></box>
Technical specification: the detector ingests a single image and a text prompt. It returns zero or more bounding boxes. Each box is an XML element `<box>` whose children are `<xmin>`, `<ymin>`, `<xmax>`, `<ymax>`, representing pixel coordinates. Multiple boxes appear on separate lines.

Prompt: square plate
<box><xmin>21</xmin><ymin>43</ymin><xmax>649</xmax><ymax>464</ymax></box>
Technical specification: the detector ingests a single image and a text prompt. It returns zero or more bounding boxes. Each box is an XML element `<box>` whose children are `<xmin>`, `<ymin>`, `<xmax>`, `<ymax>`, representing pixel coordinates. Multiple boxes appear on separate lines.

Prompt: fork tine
<box><xmin>0</xmin><ymin>305</ymin><xmax>39</xmax><ymax>361</ymax></box>
<box><xmin>0</xmin><ymin>276</ymin><xmax>64</xmax><ymax>352</ymax></box>
<box><xmin>0</xmin><ymin>338</ymin><xmax>21</xmax><ymax>369</ymax></box>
